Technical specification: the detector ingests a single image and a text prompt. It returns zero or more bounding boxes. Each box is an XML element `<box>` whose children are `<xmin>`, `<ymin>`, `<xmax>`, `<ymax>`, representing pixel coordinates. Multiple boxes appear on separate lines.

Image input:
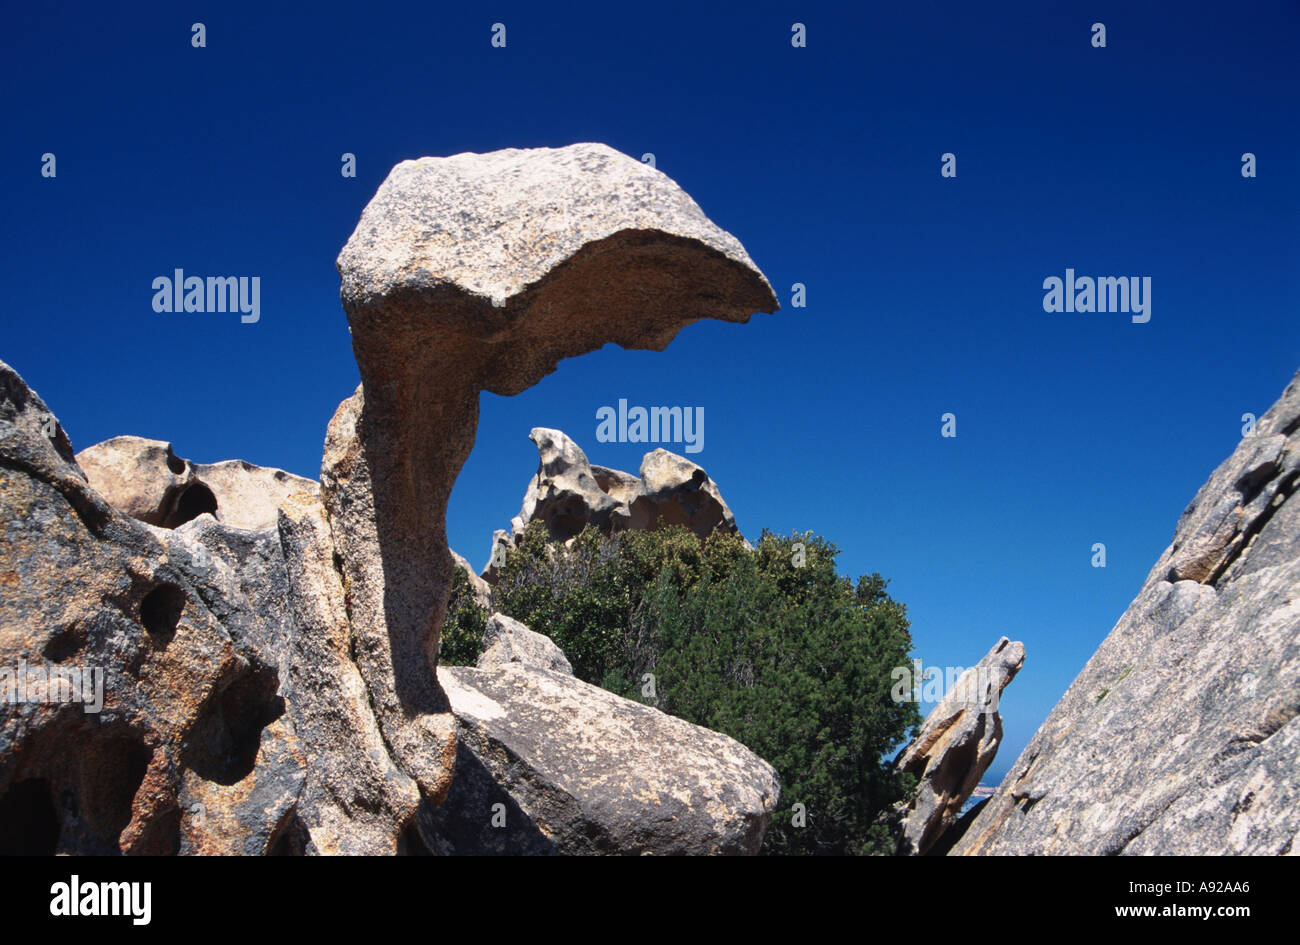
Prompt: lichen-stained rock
<box><xmin>891</xmin><ymin>637</ymin><xmax>1024</xmax><ymax>855</ymax></box>
<box><xmin>953</xmin><ymin>368</ymin><xmax>1300</xmax><ymax>856</ymax></box>
<box><xmin>0</xmin><ymin>360</ymin><xmax>302</xmax><ymax>855</ymax></box>
<box><xmin>326</xmin><ymin>143</ymin><xmax>777</xmax><ymax>799</ymax></box>
<box><xmin>477</xmin><ymin>613</ymin><xmax>573</xmax><ymax>676</ymax></box>
<box><xmin>177</xmin><ymin>715</ymin><xmax>305</xmax><ymax>855</ymax></box>
<box><xmin>77</xmin><ymin>435</ymin><xmax>317</xmax><ymax>532</ymax></box>
<box><xmin>421</xmin><ymin>663</ymin><xmax>780</xmax><ymax>855</ymax></box>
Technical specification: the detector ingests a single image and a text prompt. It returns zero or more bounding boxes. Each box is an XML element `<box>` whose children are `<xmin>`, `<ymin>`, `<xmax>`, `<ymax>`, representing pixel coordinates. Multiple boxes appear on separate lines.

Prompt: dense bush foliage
<box><xmin>439</xmin><ymin>565</ymin><xmax>488</xmax><ymax>666</ymax></box>
<box><xmin>451</xmin><ymin>521</ymin><xmax>920</xmax><ymax>854</ymax></box>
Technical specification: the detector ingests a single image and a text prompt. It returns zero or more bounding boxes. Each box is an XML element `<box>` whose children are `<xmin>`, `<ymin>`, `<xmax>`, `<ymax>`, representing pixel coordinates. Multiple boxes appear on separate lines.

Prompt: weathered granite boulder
<box><xmin>953</xmin><ymin>367</ymin><xmax>1300</xmax><ymax>856</ymax></box>
<box><xmin>633</xmin><ymin>447</ymin><xmax>737</xmax><ymax>537</ymax></box>
<box><xmin>891</xmin><ymin>637</ymin><xmax>1024</xmax><ymax>855</ymax></box>
<box><xmin>77</xmin><ymin>435</ymin><xmax>316</xmax><ymax>531</ymax></box>
<box><xmin>421</xmin><ymin>661</ymin><xmax>780</xmax><ymax>854</ymax></box>
<box><xmin>482</xmin><ymin>427</ymin><xmax>741</xmax><ymax>582</ymax></box>
<box><xmin>477</xmin><ymin>613</ymin><xmax>573</xmax><ymax>675</ymax></box>
<box><xmin>324</xmin><ymin>142</ymin><xmax>776</xmax><ymax>801</ymax></box>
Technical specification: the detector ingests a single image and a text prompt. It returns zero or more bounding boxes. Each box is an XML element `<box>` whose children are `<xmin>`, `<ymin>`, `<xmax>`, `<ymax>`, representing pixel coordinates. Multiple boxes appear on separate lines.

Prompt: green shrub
<box><xmin>439</xmin><ymin>565</ymin><xmax>489</xmax><ymax>666</ymax></box>
<box><xmin>488</xmin><ymin>521</ymin><xmax>921</xmax><ymax>855</ymax></box>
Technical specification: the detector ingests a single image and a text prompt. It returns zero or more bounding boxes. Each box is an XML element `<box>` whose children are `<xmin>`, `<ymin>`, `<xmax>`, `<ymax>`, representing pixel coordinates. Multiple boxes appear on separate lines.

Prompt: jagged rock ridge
<box><xmin>481</xmin><ymin>427</ymin><xmax>741</xmax><ymax>583</ymax></box>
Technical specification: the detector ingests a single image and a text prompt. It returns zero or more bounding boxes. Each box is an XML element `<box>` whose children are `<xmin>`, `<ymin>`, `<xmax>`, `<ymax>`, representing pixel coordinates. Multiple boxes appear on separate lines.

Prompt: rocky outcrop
<box><xmin>507</xmin><ymin>428</ymin><xmax>626</xmax><ymax>542</ymax></box>
<box><xmin>1</xmin><ymin>143</ymin><xmax>780</xmax><ymax>855</ymax></box>
<box><xmin>0</xmin><ymin>360</ymin><xmax>303</xmax><ymax>854</ymax></box>
<box><xmin>891</xmin><ymin>637</ymin><xmax>1024</xmax><ymax>855</ymax></box>
<box><xmin>482</xmin><ymin>427</ymin><xmax>741</xmax><ymax>581</ymax></box>
<box><xmin>633</xmin><ymin>447</ymin><xmax>737</xmax><ymax>537</ymax></box>
<box><xmin>324</xmin><ymin>142</ymin><xmax>775</xmax><ymax>802</ymax></box>
<box><xmin>77</xmin><ymin>435</ymin><xmax>316</xmax><ymax>531</ymax></box>
<box><xmin>421</xmin><ymin>660</ymin><xmax>780</xmax><ymax>855</ymax></box>
<box><xmin>953</xmin><ymin>368</ymin><xmax>1300</xmax><ymax>856</ymax></box>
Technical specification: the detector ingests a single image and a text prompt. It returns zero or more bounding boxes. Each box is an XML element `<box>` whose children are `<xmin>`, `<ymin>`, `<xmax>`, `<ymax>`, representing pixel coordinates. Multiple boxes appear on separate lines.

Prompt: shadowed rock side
<box><xmin>324</xmin><ymin>143</ymin><xmax>777</xmax><ymax>800</ymax></box>
<box><xmin>481</xmin><ymin>427</ymin><xmax>740</xmax><ymax>582</ymax></box>
<box><xmin>953</xmin><ymin>367</ymin><xmax>1300</xmax><ymax>856</ymax></box>
<box><xmin>891</xmin><ymin>637</ymin><xmax>1024</xmax><ymax>855</ymax></box>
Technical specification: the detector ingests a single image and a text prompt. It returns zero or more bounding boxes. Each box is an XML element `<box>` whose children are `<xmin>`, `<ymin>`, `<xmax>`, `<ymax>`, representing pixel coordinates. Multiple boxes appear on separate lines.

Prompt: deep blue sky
<box><xmin>5</xmin><ymin>2</ymin><xmax>1298</xmax><ymax>780</ymax></box>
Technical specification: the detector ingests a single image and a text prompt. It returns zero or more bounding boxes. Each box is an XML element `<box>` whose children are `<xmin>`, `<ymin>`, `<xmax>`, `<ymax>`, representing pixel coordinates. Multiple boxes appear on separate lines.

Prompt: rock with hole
<box><xmin>323</xmin><ymin>142</ymin><xmax>776</xmax><ymax>802</ymax></box>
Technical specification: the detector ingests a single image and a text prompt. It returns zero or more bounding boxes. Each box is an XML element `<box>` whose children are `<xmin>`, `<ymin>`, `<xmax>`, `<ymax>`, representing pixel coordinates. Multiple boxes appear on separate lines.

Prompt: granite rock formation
<box><xmin>0</xmin><ymin>361</ymin><xmax>304</xmax><ymax>854</ymax></box>
<box><xmin>481</xmin><ymin>427</ymin><xmax>740</xmax><ymax>583</ymax></box>
<box><xmin>324</xmin><ymin>142</ymin><xmax>775</xmax><ymax>803</ymax></box>
<box><xmin>77</xmin><ymin>435</ymin><xmax>316</xmax><ymax>532</ymax></box>
<box><xmin>476</xmin><ymin>613</ymin><xmax>573</xmax><ymax>676</ymax></box>
<box><xmin>0</xmin><ymin>143</ymin><xmax>782</xmax><ymax>855</ymax></box>
<box><xmin>421</xmin><ymin>660</ymin><xmax>780</xmax><ymax>855</ymax></box>
<box><xmin>891</xmin><ymin>637</ymin><xmax>1025</xmax><ymax>855</ymax></box>
<box><xmin>953</xmin><ymin>368</ymin><xmax>1300</xmax><ymax>856</ymax></box>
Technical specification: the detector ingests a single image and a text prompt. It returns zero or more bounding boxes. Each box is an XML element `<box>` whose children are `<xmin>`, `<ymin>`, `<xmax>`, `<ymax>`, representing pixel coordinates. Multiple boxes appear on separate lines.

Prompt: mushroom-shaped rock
<box><xmin>322</xmin><ymin>143</ymin><xmax>777</xmax><ymax>800</ymax></box>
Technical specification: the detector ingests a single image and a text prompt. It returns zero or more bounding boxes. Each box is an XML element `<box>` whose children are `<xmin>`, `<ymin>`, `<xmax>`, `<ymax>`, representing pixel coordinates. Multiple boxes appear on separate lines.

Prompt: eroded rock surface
<box><xmin>892</xmin><ymin>637</ymin><xmax>1024</xmax><ymax>855</ymax></box>
<box><xmin>954</xmin><ymin>368</ymin><xmax>1300</xmax><ymax>856</ymax></box>
<box><xmin>77</xmin><ymin>435</ymin><xmax>316</xmax><ymax>532</ymax></box>
<box><xmin>482</xmin><ymin>427</ymin><xmax>741</xmax><ymax>581</ymax></box>
<box><xmin>0</xmin><ymin>361</ymin><xmax>302</xmax><ymax>855</ymax></box>
<box><xmin>0</xmin><ymin>143</ymin><xmax>780</xmax><ymax>856</ymax></box>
